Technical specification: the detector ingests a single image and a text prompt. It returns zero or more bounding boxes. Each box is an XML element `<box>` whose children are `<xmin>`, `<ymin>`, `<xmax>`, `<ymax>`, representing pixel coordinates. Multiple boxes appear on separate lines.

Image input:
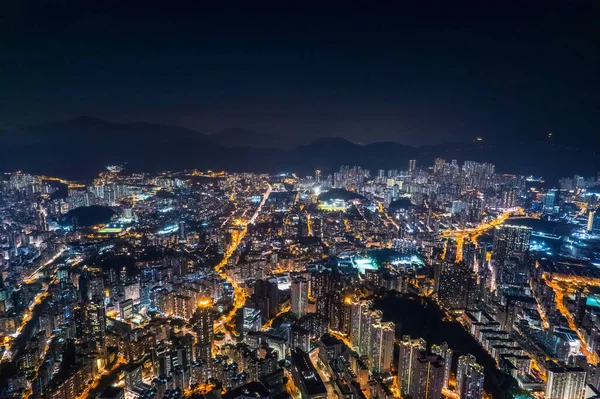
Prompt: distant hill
<box><xmin>0</xmin><ymin>117</ymin><xmax>273</xmax><ymax>179</ymax></box>
<box><xmin>208</xmin><ymin>128</ymin><xmax>300</xmax><ymax>149</ymax></box>
<box><xmin>1</xmin><ymin>116</ymin><xmax>598</xmax><ymax>182</ymax></box>
<box><xmin>60</xmin><ymin>205</ymin><xmax>115</xmax><ymax>227</ymax></box>
<box><xmin>389</xmin><ymin>198</ymin><xmax>413</xmax><ymax>212</ymax></box>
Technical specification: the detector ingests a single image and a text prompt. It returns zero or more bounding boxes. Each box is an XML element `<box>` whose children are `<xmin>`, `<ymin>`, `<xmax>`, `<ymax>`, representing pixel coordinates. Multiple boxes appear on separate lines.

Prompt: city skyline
<box><xmin>2</xmin><ymin>159</ymin><xmax>600</xmax><ymax>399</ymax></box>
<box><xmin>1</xmin><ymin>2</ymin><xmax>599</xmax><ymax>399</ymax></box>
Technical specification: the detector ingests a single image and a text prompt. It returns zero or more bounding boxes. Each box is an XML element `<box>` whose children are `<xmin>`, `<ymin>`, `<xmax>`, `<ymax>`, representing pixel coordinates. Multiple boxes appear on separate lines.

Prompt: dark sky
<box><xmin>0</xmin><ymin>1</ymin><xmax>597</xmax><ymax>146</ymax></box>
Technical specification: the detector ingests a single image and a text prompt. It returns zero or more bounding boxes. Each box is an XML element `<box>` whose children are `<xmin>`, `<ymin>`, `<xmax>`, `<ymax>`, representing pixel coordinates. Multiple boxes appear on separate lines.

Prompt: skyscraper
<box><xmin>544</xmin><ymin>189</ymin><xmax>559</xmax><ymax>213</ymax></box>
<box><xmin>409</xmin><ymin>160</ymin><xmax>417</xmax><ymax>173</ymax></box>
<box><xmin>587</xmin><ymin>209</ymin><xmax>600</xmax><ymax>234</ymax></box>
<box><xmin>462</xmin><ymin>238</ymin><xmax>477</xmax><ymax>271</ymax></box>
<box><xmin>410</xmin><ymin>353</ymin><xmax>445</xmax><ymax>399</ymax></box>
<box><xmin>194</xmin><ymin>301</ymin><xmax>214</xmax><ymax>361</ymax></box>
<box><xmin>242</xmin><ymin>306</ymin><xmax>262</xmax><ymax>338</ymax></box>
<box><xmin>359</xmin><ymin>308</ymin><xmax>381</xmax><ymax>356</ymax></box>
<box><xmin>340</xmin><ymin>296</ymin><xmax>352</xmax><ymax>335</ymax></box>
<box><xmin>319</xmin><ymin>291</ymin><xmax>347</xmax><ymax>333</ymax></box>
<box><xmin>493</xmin><ymin>225</ymin><xmax>532</xmax><ymax>261</ymax></box>
<box><xmin>492</xmin><ymin>225</ymin><xmax>531</xmax><ymax>287</ymax></box>
<box><xmin>74</xmin><ymin>298</ymin><xmax>107</xmax><ymax>356</ymax></box>
<box><xmin>587</xmin><ymin>210</ymin><xmax>596</xmax><ymax>232</ymax></box>
<box><xmin>444</xmin><ymin>239</ymin><xmax>459</xmax><ymax>263</ymax></box>
<box><xmin>310</xmin><ymin>271</ymin><xmax>331</xmax><ymax>300</ymax></box>
<box><xmin>370</xmin><ymin>321</ymin><xmax>395</xmax><ymax>373</ymax></box>
<box><xmin>545</xmin><ymin>366</ymin><xmax>586</xmax><ymax>399</ymax></box>
<box><xmin>456</xmin><ymin>354</ymin><xmax>485</xmax><ymax>399</ymax></box>
<box><xmin>350</xmin><ymin>299</ymin><xmax>371</xmax><ymax>348</ymax></box>
<box><xmin>291</xmin><ymin>277</ymin><xmax>308</xmax><ymax>318</ymax></box>
<box><xmin>252</xmin><ymin>279</ymin><xmax>280</xmax><ymax>319</ymax></box>
<box><xmin>397</xmin><ymin>336</ymin><xmax>426</xmax><ymax>398</ymax></box>
<box><xmin>431</xmin><ymin>342</ymin><xmax>452</xmax><ymax>389</ymax></box>
<box><xmin>466</xmin><ymin>193</ymin><xmax>484</xmax><ymax>223</ymax></box>
<box><xmin>434</xmin><ymin>158</ymin><xmax>446</xmax><ymax>174</ymax></box>
<box><xmin>434</xmin><ymin>260</ymin><xmax>473</xmax><ymax>309</ymax></box>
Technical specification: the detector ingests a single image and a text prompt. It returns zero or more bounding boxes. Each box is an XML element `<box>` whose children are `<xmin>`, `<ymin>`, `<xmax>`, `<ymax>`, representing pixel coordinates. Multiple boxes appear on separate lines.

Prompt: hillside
<box><xmin>1</xmin><ymin>117</ymin><xmax>598</xmax><ymax>181</ymax></box>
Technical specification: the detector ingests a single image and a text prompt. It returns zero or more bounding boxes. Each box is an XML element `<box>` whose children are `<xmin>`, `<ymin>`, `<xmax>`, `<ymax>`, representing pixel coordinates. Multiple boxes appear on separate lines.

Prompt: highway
<box><xmin>23</xmin><ymin>245</ymin><xmax>67</xmax><ymax>284</ymax></box>
<box><xmin>0</xmin><ymin>246</ymin><xmax>70</xmax><ymax>395</ymax></box>
<box><xmin>2</xmin><ymin>247</ymin><xmax>67</xmax><ymax>364</ymax></box>
<box><xmin>0</xmin><ymin>294</ymin><xmax>52</xmax><ymax>395</ymax></box>
<box><xmin>214</xmin><ymin>182</ymin><xmax>272</xmax><ymax>341</ymax></box>
<box><xmin>261</xmin><ymin>305</ymin><xmax>291</xmax><ymax>331</ymax></box>
<box><xmin>441</xmin><ymin>208</ymin><xmax>520</xmax><ymax>261</ymax></box>
<box><xmin>544</xmin><ymin>276</ymin><xmax>599</xmax><ymax>365</ymax></box>
<box><xmin>76</xmin><ymin>357</ymin><xmax>127</xmax><ymax>399</ymax></box>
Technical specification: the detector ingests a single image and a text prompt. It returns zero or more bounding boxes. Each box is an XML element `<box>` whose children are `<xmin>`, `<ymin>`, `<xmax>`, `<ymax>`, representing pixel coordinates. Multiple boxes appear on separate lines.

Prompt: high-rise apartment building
<box><xmin>397</xmin><ymin>336</ymin><xmax>426</xmax><ymax>398</ymax></box>
<box><xmin>370</xmin><ymin>321</ymin><xmax>395</xmax><ymax>373</ymax></box>
<box><xmin>462</xmin><ymin>239</ymin><xmax>478</xmax><ymax>271</ymax></box>
<box><xmin>493</xmin><ymin>225</ymin><xmax>531</xmax><ymax>262</ymax></box>
<box><xmin>291</xmin><ymin>277</ymin><xmax>309</xmax><ymax>318</ymax></box>
<box><xmin>409</xmin><ymin>160</ymin><xmax>417</xmax><ymax>173</ymax></box>
<box><xmin>434</xmin><ymin>260</ymin><xmax>473</xmax><ymax>309</ymax></box>
<box><xmin>457</xmin><ymin>354</ymin><xmax>485</xmax><ymax>399</ymax></box>
<box><xmin>546</xmin><ymin>366</ymin><xmax>586</xmax><ymax>399</ymax></box>
<box><xmin>431</xmin><ymin>342</ymin><xmax>452</xmax><ymax>389</ymax></box>
<box><xmin>350</xmin><ymin>299</ymin><xmax>371</xmax><ymax>348</ymax></box>
<box><xmin>492</xmin><ymin>224</ymin><xmax>531</xmax><ymax>287</ymax></box>
<box><xmin>359</xmin><ymin>308</ymin><xmax>381</xmax><ymax>356</ymax></box>
<box><xmin>410</xmin><ymin>353</ymin><xmax>445</xmax><ymax>399</ymax></box>
<box><xmin>194</xmin><ymin>302</ymin><xmax>214</xmax><ymax>361</ymax></box>
<box><xmin>310</xmin><ymin>271</ymin><xmax>331</xmax><ymax>300</ymax></box>
<box><xmin>434</xmin><ymin>158</ymin><xmax>446</xmax><ymax>174</ymax></box>
<box><xmin>348</xmin><ymin>299</ymin><xmax>394</xmax><ymax>373</ymax></box>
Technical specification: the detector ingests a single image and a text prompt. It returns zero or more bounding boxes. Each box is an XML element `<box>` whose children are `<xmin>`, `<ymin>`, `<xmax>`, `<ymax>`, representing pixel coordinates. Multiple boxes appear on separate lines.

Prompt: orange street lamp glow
<box><xmin>198</xmin><ymin>299</ymin><xmax>211</xmax><ymax>307</ymax></box>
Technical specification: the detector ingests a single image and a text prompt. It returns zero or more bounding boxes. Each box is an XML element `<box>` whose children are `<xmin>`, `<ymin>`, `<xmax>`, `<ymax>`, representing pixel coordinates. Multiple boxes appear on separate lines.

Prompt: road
<box><xmin>0</xmin><ymin>247</ymin><xmax>69</xmax><ymax>395</ymax></box>
<box><xmin>545</xmin><ymin>276</ymin><xmax>599</xmax><ymax>365</ymax></box>
<box><xmin>261</xmin><ymin>305</ymin><xmax>291</xmax><ymax>331</ymax></box>
<box><xmin>2</xmin><ymin>247</ymin><xmax>67</xmax><ymax>364</ymax></box>
<box><xmin>305</xmin><ymin>211</ymin><xmax>313</xmax><ymax>236</ymax></box>
<box><xmin>0</xmin><ymin>247</ymin><xmax>73</xmax><ymax>395</ymax></box>
<box><xmin>0</xmin><ymin>294</ymin><xmax>52</xmax><ymax>395</ymax></box>
<box><xmin>309</xmin><ymin>348</ymin><xmax>341</xmax><ymax>399</ymax></box>
<box><xmin>78</xmin><ymin>358</ymin><xmax>127</xmax><ymax>399</ymax></box>
<box><xmin>24</xmin><ymin>245</ymin><xmax>67</xmax><ymax>283</ymax></box>
<box><xmin>284</xmin><ymin>369</ymin><xmax>301</xmax><ymax>399</ymax></box>
<box><xmin>377</xmin><ymin>200</ymin><xmax>399</xmax><ymax>230</ymax></box>
<box><xmin>441</xmin><ymin>208</ymin><xmax>519</xmax><ymax>261</ymax></box>
<box><xmin>214</xmin><ymin>182</ymin><xmax>272</xmax><ymax>341</ymax></box>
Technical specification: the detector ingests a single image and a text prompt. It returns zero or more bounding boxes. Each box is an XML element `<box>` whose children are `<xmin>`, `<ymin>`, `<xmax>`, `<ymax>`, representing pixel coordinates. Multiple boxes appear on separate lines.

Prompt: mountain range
<box><xmin>0</xmin><ymin>116</ymin><xmax>597</xmax><ymax>182</ymax></box>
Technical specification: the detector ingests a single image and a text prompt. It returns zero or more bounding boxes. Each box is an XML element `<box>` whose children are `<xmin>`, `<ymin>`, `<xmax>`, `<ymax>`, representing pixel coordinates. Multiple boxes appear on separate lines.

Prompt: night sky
<box><xmin>0</xmin><ymin>1</ymin><xmax>597</xmax><ymax>146</ymax></box>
